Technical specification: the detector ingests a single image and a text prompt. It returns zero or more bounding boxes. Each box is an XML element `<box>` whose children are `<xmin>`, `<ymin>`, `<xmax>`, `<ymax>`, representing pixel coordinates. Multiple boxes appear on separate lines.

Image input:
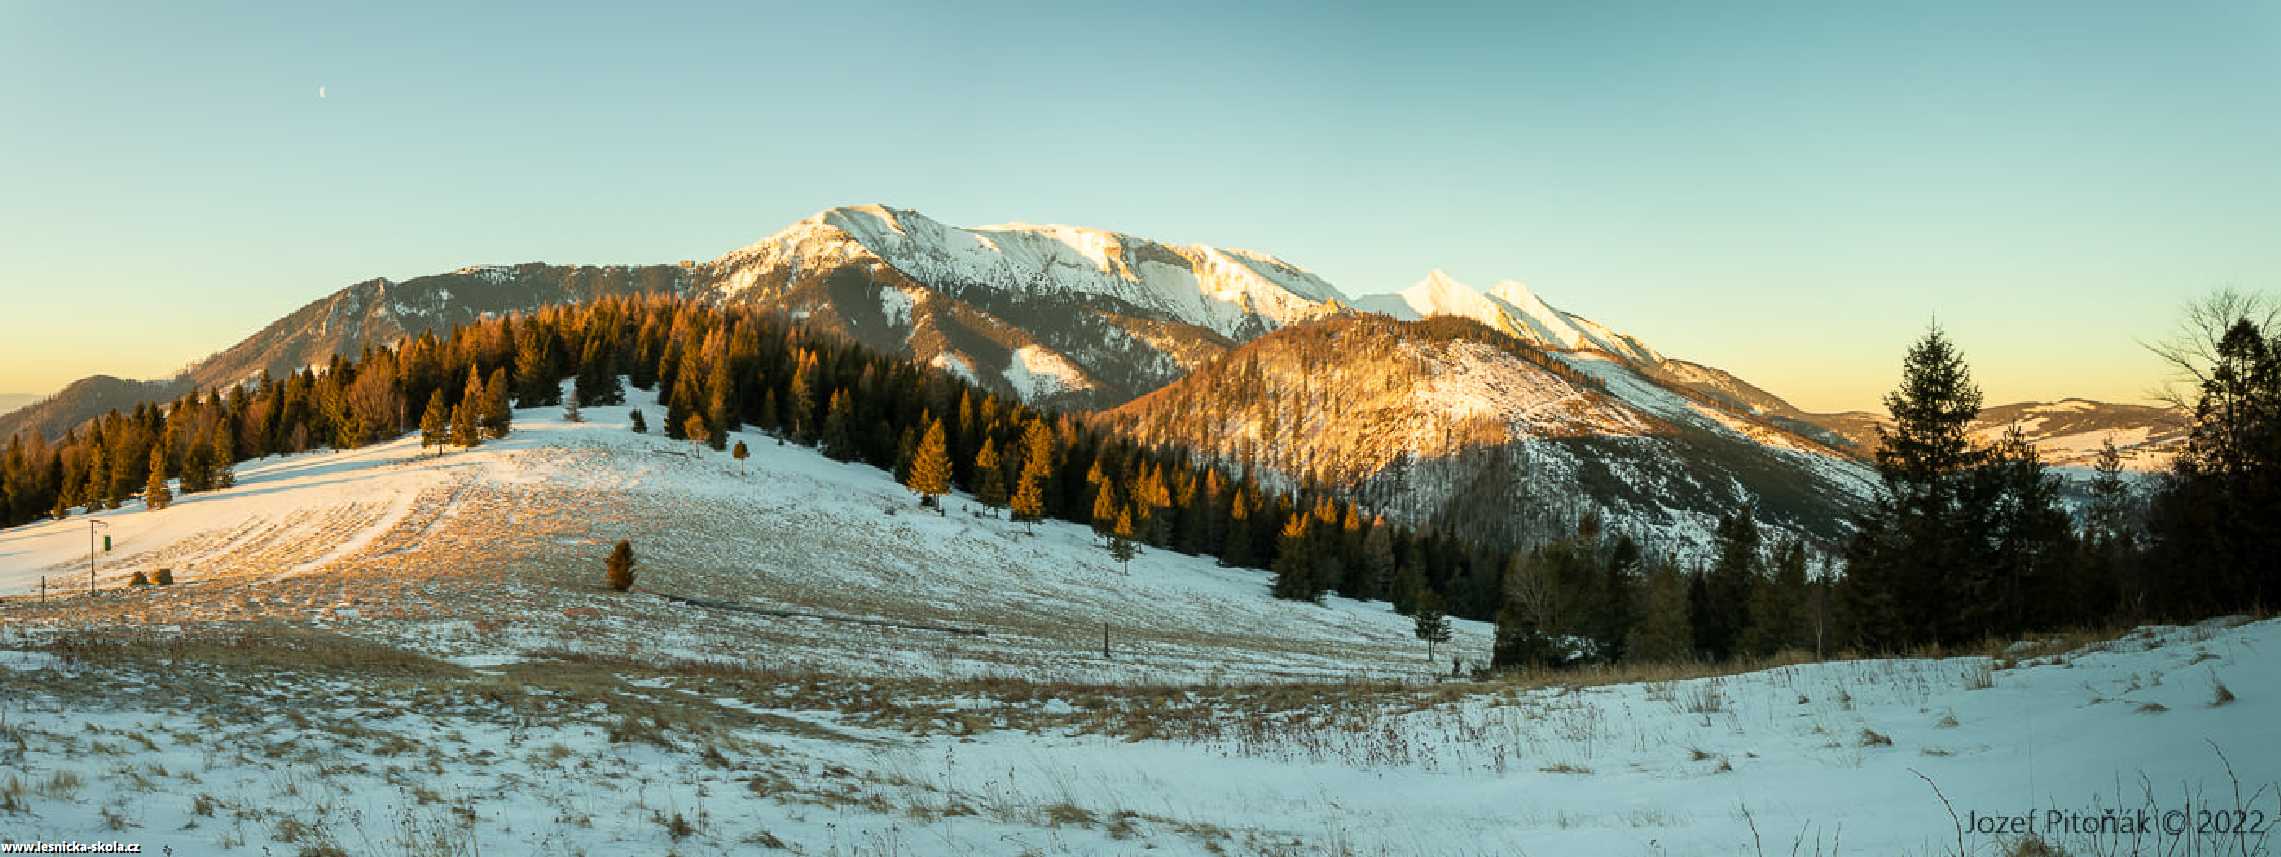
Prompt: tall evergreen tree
<box><xmin>1626</xmin><ymin>561</ymin><xmax>1694</xmax><ymax>662</ymax></box>
<box><xmin>821</xmin><ymin>389</ymin><xmax>857</xmax><ymax>461</ymax></box>
<box><xmin>207</xmin><ymin>419</ymin><xmax>235</xmax><ymax>490</ymax></box>
<box><xmin>1010</xmin><ymin>420</ymin><xmax>1054</xmax><ymax>523</ymax></box>
<box><xmin>1270</xmin><ymin>513</ymin><xmax>1320</xmax><ymax>602</ymax></box>
<box><xmin>450</xmin><ymin>398</ymin><xmax>481</xmax><ymax>449</ymax></box>
<box><xmin>482</xmin><ymin>367</ymin><xmax>514</xmax><ymax>439</ymax></box>
<box><xmin>1360</xmin><ymin>519</ymin><xmax>1397</xmax><ymax>603</ymax></box>
<box><xmin>419</xmin><ymin>390</ymin><xmax>449</xmax><ymax>455</ymax></box>
<box><xmin>143</xmin><ymin>446</ymin><xmax>171</xmax><ymax>511</ymax></box>
<box><xmin>1695</xmin><ymin>506</ymin><xmax>1760</xmax><ymax>661</ymax></box>
<box><xmin>973</xmin><ymin>438</ymin><xmax>1008</xmax><ymax>513</ymax></box>
<box><xmin>1090</xmin><ymin>478</ymin><xmax>1119</xmax><ymax>538</ymax></box>
<box><xmin>1844</xmin><ymin>325</ymin><xmax>1986</xmax><ymax>650</ymax></box>
<box><xmin>1220</xmin><ymin>489</ymin><xmax>1254</xmax><ymax>569</ymax></box>
<box><xmin>2148</xmin><ymin>309</ymin><xmax>2280</xmax><ymax>617</ymax></box>
<box><xmin>1740</xmin><ymin>539</ymin><xmax>1809</xmax><ymax>658</ymax></box>
<box><xmin>905</xmin><ymin>418</ymin><xmax>952</xmax><ymax>507</ymax></box>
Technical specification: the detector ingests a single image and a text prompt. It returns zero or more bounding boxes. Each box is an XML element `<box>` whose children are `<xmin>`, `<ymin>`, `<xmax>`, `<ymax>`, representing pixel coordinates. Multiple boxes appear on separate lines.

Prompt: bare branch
<box><xmin>2140</xmin><ymin>288</ymin><xmax>2278</xmax><ymax>410</ymax></box>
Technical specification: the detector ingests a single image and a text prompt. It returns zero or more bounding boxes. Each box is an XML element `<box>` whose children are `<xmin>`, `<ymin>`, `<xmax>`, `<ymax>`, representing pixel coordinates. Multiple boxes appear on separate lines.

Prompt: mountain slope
<box><xmin>0</xmin><ymin>375</ymin><xmax>195</xmax><ymax>444</ymax></box>
<box><xmin>1102</xmin><ymin>314</ymin><xmax>1877</xmax><ymax>556</ymax></box>
<box><xmin>693</xmin><ymin>205</ymin><xmax>1342</xmax><ymax>408</ymax></box>
<box><xmin>1796</xmin><ymin>399</ymin><xmax>2189</xmax><ymax>472</ymax></box>
<box><xmin>1353</xmin><ymin>270</ymin><xmax>1660</xmax><ymax>364</ymax></box>
<box><xmin>187</xmin><ymin>263</ymin><xmax>693</xmax><ymax>388</ymax></box>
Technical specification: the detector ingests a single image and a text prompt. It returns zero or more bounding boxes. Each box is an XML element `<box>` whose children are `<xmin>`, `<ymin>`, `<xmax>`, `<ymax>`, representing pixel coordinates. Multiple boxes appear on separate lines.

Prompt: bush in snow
<box><xmin>629</xmin><ymin>409</ymin><xmax>648</xmax><ymax>434</ymax></box>
<box><xmin>732</xmin><ymin>440</ymin><xmax>748</xmax><ymax>460</ymax></box>
<box><xmin>605</xmin><ymin>539</ymin><xmax>637</xmax><ymax>592</ymax></box>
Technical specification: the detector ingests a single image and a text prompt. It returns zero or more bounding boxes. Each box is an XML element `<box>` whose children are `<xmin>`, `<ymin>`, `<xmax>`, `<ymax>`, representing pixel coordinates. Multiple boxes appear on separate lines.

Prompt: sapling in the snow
<box><xmin>605</xmin><ymin>539</ymin><xmax>637</xmax><ymax>592</ymax></box>
<box><xmin>1414</xmin><ymin>591</ymin><xmax>1452</xmax><ymax>665</ymax></box>
<box><xmin>629</xmin><ymin>409</ymin><xmax>648</xmax><ymax>434</ymax></box>
<box><xmin>1107</xmin><ymin>506</ymin><xmax>1139</xmax><ymax>575</ymax></box>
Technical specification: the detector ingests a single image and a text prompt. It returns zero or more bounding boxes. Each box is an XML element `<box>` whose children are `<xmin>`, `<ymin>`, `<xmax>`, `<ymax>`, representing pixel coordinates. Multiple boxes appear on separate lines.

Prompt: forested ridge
<box><xmin>5</xmin><ymin>293</ymin><xmax>2275</xmax><ymax>670</ymax></box>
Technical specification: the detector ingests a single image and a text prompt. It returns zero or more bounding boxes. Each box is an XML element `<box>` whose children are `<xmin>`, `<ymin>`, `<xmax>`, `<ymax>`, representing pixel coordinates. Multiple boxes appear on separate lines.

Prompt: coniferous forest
<box><xmin>3</xmin><ymin>293</ymin><xmax>2276</xmax><ymax>671</ymax></box>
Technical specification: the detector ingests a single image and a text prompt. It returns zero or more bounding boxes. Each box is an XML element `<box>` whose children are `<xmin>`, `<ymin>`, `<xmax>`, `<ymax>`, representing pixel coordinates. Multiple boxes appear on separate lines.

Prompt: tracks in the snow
<box><xmin>653</xmin><ymin>591</ymin><xmax>990</xmax><ymax>637</ymax></box>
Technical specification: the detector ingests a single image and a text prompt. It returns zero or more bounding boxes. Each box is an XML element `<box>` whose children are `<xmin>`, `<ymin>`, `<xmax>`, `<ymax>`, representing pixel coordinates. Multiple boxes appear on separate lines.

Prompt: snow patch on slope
<box><xmin>1002</xmin><ymin>345</ymin><xmax>1092</xmax><ymax>400</ymax></box>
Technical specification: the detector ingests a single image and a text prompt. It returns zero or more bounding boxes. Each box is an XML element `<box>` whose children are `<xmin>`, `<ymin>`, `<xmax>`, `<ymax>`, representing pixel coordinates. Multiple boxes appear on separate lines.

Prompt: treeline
<box><xmin>0</xmin><ymin>295</ymin><xmax>1524</xmax><ymax>622</ymax></box>
<box><xmin>1490</xmin><ymin>299</ymin><xmax>2281</xmax><ymax>668</ymax></box>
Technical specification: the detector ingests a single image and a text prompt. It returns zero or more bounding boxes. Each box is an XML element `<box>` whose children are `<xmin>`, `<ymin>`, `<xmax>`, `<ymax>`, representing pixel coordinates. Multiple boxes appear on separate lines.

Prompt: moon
<box><xmin>317</xmin><ymin>85</ymin><xmax>326</xmax><ymax>99</ymax></box>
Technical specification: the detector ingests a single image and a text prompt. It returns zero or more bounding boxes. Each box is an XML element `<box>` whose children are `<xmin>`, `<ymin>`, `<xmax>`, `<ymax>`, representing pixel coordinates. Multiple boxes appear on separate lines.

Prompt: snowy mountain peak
<box><xmin>711</xmin><ymin>205</ymin><xmax>1347</xmax><ymax>339</ymax></box>
<box><xmin>1351</xmin><ymin>270</ymin><xmax>1661</xmax><ymax>365</ymax></box>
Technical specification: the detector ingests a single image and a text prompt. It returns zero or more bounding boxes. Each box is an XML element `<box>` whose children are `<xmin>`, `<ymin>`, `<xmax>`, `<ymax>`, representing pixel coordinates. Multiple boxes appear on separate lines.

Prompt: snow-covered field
<box><xmin>0</xmin><ymin>385</ymin><xmax>1481</xmax><ymax>682</ymax></box>
<box><xmin>1</xmin><ymin>387</ymin><xmax>2274</xmax><ymax>855</ymax></box>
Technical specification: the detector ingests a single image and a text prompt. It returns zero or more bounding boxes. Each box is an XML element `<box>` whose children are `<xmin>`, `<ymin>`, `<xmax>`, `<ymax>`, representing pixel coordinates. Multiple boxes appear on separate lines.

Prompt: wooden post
<box><xmin>1102</xmin><ymin>623</ymin><xmax>1110</xmax><ymax>660</ymax></box>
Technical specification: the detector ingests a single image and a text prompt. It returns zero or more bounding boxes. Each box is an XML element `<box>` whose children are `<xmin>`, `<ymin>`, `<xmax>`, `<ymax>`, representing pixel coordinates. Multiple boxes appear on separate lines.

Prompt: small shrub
<box><xmin>154</xmin><ymin>568</ymin><xmax>174</xmax><ymax>586</ymax></box>
<box><xmin>1858</xmin><ymin>728</ymin><xmax>1892</xmax><ymax>747</ymax></box>
<box><xmin>629</xmin><ymin>409</ymin><xmax>648</xmax><ymax>434</ymax></box>
<box><xmin>732</xmin><ymin>440</ymin><xmax>749</xmax><ymax>460</ymax></box>
<box><xmin>1963</xmin><ymin>662</ymin><xmax>1994</xmax><ymax>690</ymax></box>
<box><xmin>2136</xmin><ymin>702</ymin><xmax>2168</xmax><ymax>714</ymax></box>
<box><xmin>605</xmin><ymin>539</ymin><xmax>636</xmax><ymax>592</ymax></box>
<box><xmin>1043</xmin><ymin>802</ymin><xmax>1095</xmax><ymax>827</ymax></box>
<box><xmin>128</xmin><ymin>571</ymin><xmax>151</xmax><ymax>587</ymax></box>
<box><xmin>2211</xmin><ymin>672</ymin><xmax>2237</xmax><ymax>707</ymax></box>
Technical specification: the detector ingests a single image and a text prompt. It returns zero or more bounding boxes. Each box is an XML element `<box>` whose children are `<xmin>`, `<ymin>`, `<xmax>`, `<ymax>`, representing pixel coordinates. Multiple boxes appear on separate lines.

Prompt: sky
<box><xmin>2</xmin><ymin>2</ymin><xmax>2275</xmax><ymax>412</ymax></box>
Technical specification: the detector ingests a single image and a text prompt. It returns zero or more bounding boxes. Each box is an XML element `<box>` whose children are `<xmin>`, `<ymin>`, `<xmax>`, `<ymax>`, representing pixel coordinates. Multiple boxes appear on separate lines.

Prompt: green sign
<box><xmin>103</xmin><ymin>535</ymin><xmax>111</xmax><ymax>552</ymax></box>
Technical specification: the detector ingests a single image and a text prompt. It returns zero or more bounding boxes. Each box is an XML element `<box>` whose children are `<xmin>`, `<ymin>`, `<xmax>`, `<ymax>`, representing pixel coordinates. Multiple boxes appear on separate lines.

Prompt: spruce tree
<box><xmin>1596</xmin><ymin>534</ymin><xmax>1641</xmax><ymax>662</ymax></box>
<box><xmin>1271</xmin><ymin>513</ymin><xmax>1319</xmax><ymax>602</ymax></box>
<box><xmin>143</xmin><ymin>446</ymin><xmax>171</xmax><ymax>511</ymax></box>
<box><xmin>1740</xmin><ymin>539</ymin><xmax>1808</xmax><ymax>658</ymax></box>
<box><xmin>683</xmin><ymin>413</ymin><xmax>712</xmax><ymax>448</ymax></box>
<box><xmin>2149</xmin><ymin>312</ymin><xmax>2279</xmax><ymax>617</ymax></box>
<box><xmin>1626</xmin><ymin>562</ymin><xmax>1694</xmax><ymax>663</ymax></box>
<box><xmin>973</xmin><ymin>438</ymin><xmax>1008</xmax><ymax>513</ymax></box>
<box><xmin>576</xmin><ymin>337</ymin><xmax>625</xmax><ymax>406</ymax></box>
<box><xmin>1107</xmin><ymin>506</ymin><xmax>1138</xmax><ymax>575</ymax></box>
<box><xmin>208</xmin><ymin>419</ymin><xmax>235</xmax><ymax>489</ymax></box>
<box><xmin>1845</xmin><ymin>325</ymin><xmax>1985</xmax><ymax>650</ymax></box>
<box><xmin>905</xmin><ymin>418</ymin><xmax>951</xmax><ymax>508</ymax></box>
<box><xmin>450</xmin><ymin>399</ymin><xmax>480</xmax><ymax>449</ymax></box>
<box><xmin>1696</xmin><ymin>506</ymin><xmax>1760</xmax><ymax>661</ymax></box>
<box><xmin>514</xmin><ymin>326</ymin><xmax>560</xmax><ymax>407</ymax></box>
<box><xmin>482</xmin><ymin>367</ymin><xmax>514</xmax><ymax>438</ymax></box>
<box><xmin>81</xmin><ymin>444</ymin><xmax>108</xmax><ymax>511</ymax></box>
<box><xmin>1220</xmin><ymin>489</ymin><xmax>1253</xmax><ymax>568</ymax></box>
<box><xmin>821</xmin><ymin>390</ymin><xmax>857</xmax><ymax>461</ymax></box>
<box><xmin>1361</xmin><ymin>519</ymin><xmax>1396</xmax><ymax>602</ymax></box>
<box><xmin>1010</xmin><ymin>436</ymin><xmax>1052</xmax><ymax>524</ymax></box>
<box><xmin>1413</xmin><ymin>590</ymin><xmax>1452</xmax><ymax>664</ymax></box>
<box><xmin>419</xmin><ymin>390</ymin><xmax>448</xmax><ymax>454</ymax></box>
<box><xmin>732</xmin><ymin>440</ymin><xmax>749</xmax><ymax>460</ymax></box>
<box><xmin>563</xmin><ymin>390</ymin><xmax>583</xmax><ymax>423</ymax></box>
<box><xmin>629</xmin><ymin>409</ymin><xmax>648</xmax><ymax>434</ymax></box>
<box><xmin>1089</xmin><ymin>477</ymin><xmax>1118</xmax><ymax>538</ymax></box>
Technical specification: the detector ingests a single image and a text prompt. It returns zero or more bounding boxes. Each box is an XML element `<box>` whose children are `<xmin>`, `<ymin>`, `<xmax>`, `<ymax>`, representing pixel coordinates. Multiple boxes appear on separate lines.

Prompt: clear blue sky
<box><xmin>3</xmin><ymin>2</ymin><xmax>2275</xmax><ymax>411</ymax></box>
